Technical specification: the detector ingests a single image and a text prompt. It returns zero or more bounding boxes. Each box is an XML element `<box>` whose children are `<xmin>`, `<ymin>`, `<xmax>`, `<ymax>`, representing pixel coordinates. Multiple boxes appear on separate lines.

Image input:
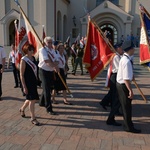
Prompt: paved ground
<box><xmin>0</xmin><ymin>48</ymin><xmax>150</xmax><ymax>150</ymax></box>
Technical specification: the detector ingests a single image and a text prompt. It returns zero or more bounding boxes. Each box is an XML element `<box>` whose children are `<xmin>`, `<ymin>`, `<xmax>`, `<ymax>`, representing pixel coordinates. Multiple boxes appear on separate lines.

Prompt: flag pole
<box><xmin>133</xmin><ymin>79</ymin><xmax>147</xmax><ymax>102</ymax></box>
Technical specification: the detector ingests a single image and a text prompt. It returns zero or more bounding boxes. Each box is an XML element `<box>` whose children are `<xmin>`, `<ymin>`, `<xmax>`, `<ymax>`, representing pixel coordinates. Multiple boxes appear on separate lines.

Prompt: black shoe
<box><xmin>81</xmin><ymin>73</ymin><xmax>83</xmax><ymax>75</ymax></box>
<box><xmin>99</xmin><ymin>102</ymin><xmax>107</xmax><ymax>110</ymax></box>
<box><xmin>126</xmin><ymin>128</ymin><xmax>141</xmax><ymax>133</ymax></box>
<box><xmin>14</xmin><ymin>85</ymin><xmax>18</xmax><ymax>88</ymax></box>
<box><xmin>106</xmin><ymin>121</ymin><xmax>122</xmax><ymax>126</ymax></box>
<box><xmin>72</xmin><ymin>72</ymin><xmax>75</xmax><ymax>75</ymax></box>
<box><xmin>47</xmin><ymin>110</ymin><xmax>57</xmax><ymax>115</ymax></box>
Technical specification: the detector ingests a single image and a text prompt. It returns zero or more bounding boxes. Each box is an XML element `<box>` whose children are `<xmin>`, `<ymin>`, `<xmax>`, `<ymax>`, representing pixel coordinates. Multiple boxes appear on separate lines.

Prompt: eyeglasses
<box><xmin>28</xmin><ymin>49</ymin><xmax>34</xmax><ymax>52</ymax></box>
<box><xmin>47</xmin><ymin>41</ymin><xmax>52</xmax><ymax>44</ymax></box>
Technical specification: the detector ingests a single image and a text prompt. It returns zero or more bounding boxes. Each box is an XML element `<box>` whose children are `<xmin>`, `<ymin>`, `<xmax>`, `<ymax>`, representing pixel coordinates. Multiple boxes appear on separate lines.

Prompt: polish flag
<box><xmin>139</xmin><ymin>4</ymin><xmax>150</xmax><ymax>69</ymax></box>
<box><xmin>19</xmin><ymin>7</ymin><xmax>43</xmax><ymax>58</ymax></box>
<box><xmin>80</xmin><ymin>37</ymin><xmax>85</xmax><ymax>48</ymax></box>
<box><xmin>42</xmin><ymin>25</ymin><xmax>46</xmax><ymax>44</ymax></box>
<box><xmin>66</xmin><ymin>36</ymin><xmax>70</xmax><ymax>46</ymax></box>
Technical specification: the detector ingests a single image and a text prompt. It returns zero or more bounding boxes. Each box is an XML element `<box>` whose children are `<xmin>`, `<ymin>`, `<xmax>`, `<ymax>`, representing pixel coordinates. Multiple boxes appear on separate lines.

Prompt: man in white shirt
<box><xmin>106</xmin><ymin>43</ymin><xmax>123</xmax><ymax>126</ymax></box>
<box><xmin>116</xmin><ymin>41</ymin><xmax>141</xmax><ymax>133</ymax></box>
<box><xmin>7</xmin><ymin>43</ymin><xmax>21</xmax><ymax>88</ymax></box>
<box><xmin>38</xmin><ymin>37</ymin><xmax>59</xmax><ymax>115</ymax></box>
<box><xmin>0</xmin><ymin>45</ymin><xmax>6</xmax><ymax>100</ymax></box>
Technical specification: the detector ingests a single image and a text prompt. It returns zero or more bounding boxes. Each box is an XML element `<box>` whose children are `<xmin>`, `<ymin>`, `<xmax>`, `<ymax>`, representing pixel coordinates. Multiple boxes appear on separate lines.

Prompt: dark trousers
<box><xmin>116</xmin><ymin>82</ymin><xmax>133</xmax><ymax>131</ymax></box>
<box><xmin>107</xmin><ymin>73</ymin><xmax>121</xmax><ymax>122</ymax></box>
<box><xmin>12</xmin><ymin>63</ymin><xmax>20</xmax><ymax>86</ymax></box>
<box><xmin>74</xmin><ymin>57</ymin><xmax>83</xmax><ymax>74</ymax></box>
<box><xmin>39</xmin><ymin>68</ymin><xmax>54</xmax><ymax>111</ymax></box>
<box><xmin>101</xmin><ymin>90</ymin><xmax>111</xmax><ymax>106</ymax></box>
<box><xmin>71</xmin><ymin>56</ymin><xmax>76</xmax><ymax>71</ymax></box>
<box><xmin>0</xmin><ymin>64</ymin><xmax>2</xmax><ymax>97</ymax></box>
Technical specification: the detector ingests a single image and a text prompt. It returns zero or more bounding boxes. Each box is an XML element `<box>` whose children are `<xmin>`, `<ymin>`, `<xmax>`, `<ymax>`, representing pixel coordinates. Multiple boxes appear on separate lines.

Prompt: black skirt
<box><xmin>54</xmin><ymin>68</ymin><xmax>66</xmax><ymax>91</ymax></box>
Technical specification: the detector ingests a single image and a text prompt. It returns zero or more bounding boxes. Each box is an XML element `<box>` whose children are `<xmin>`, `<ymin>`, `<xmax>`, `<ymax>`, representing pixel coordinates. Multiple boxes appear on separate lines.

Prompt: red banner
<box><xmin>83</xmin><ymin>21</ymin><xmax>114</xmax><ymax>81</ymax></box>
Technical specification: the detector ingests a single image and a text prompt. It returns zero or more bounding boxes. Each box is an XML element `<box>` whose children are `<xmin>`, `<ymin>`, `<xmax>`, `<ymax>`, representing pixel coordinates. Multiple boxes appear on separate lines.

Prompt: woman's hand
<box><xmin>23</xmin><ymin>87</ymin><xmax>28</xmax><ymax>95</ymax></box>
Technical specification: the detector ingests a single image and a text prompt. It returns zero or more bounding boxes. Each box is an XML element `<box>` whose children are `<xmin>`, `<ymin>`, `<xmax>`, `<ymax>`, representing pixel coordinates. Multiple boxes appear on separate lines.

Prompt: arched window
<box><xmin>100</xmin><ymin>24</ymin><xmax>118</xmax><ymax>45</ymax></box>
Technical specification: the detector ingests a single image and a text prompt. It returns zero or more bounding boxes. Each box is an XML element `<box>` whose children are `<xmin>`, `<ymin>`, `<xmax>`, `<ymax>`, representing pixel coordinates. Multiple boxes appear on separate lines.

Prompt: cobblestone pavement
<box><xmin>0</xmin><ymin>48</ymin><xmax>150</xmax><ymax>150</ymax></box>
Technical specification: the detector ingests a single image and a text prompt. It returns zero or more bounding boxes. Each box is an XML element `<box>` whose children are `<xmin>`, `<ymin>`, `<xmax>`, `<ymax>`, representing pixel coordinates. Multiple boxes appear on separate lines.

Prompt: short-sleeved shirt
<box><xmin>56</xmin><ymin>53</ymin><xmax>66</xmax><ymax>69</ymax></box>
<box><xmin>112</xmin><ymin>53</ymin><xmax>122</xmax><ymax>73</ymax></box>
<box><xmin>117</xmin><ymin>53</ymin><xmax>133</xmax><ymax>84</ymax></box>
<box><xmin>0</xmin><ymin>46</ymin><xmax>6</xmax><ymax>64</ymax></box>
<box><xmin>8</xmin><ymin>50</ymin><xmax>17</xmax><ymax>63</ymax></box>
<box><xmin>38</xmin><ymin>46</ymin><xmax>58</xmax><ymax>71</ymax></box>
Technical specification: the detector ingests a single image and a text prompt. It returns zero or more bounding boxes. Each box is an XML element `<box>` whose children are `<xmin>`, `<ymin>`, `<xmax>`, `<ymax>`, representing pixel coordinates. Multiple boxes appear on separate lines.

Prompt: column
<box><xmin>125</xmin><ymin>0</ymin><xmax>131</xmax><ymax>13</ymax></box>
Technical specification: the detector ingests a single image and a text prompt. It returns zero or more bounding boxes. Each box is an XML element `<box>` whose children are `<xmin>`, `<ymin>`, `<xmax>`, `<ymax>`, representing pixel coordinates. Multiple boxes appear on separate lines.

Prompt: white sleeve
<box><xmin>39</xmin><ymin>48</ymin><xmax>49</xmax><ymax>61</ymax></box>
<box><xmin>1</xmin><ymin>48</ymin><xmax>6</xmax><ymax>58</ymax></box>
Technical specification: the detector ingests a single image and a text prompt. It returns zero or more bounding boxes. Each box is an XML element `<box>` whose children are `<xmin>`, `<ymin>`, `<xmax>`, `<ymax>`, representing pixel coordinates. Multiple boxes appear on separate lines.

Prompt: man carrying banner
<box><xmin>38</xmin><ymin>36</ymin><xmax>59</xmax><ymax>115</ymax></box>
<box><xmin>106</xmin><ymin>43</ymin><xmax>123</xmax><ymax>126</ymax></box>
<box><xmin>116</xmin><ymin>41</ymin><xmax>141</xmax><ymax>133</ymax></box>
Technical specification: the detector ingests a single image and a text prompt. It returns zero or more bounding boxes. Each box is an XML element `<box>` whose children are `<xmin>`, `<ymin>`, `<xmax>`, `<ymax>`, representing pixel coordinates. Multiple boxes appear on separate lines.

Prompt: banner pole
<box><xmin>57</xmin><ymin>72</ymin><xmax>73</xmax><ymax>98</ymax></box>
<box><xmin>133</xmin><ymin>79</ymin><xmax>147</xmax><ymax>102</ymax></box>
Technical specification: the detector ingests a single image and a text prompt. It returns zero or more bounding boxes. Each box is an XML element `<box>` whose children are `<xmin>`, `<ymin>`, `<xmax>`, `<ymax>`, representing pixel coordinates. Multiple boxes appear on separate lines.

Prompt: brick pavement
<box><xmin>0</xmin><ymin>48</ymin><xmax>150</xmax><ymax>150</ymax></box>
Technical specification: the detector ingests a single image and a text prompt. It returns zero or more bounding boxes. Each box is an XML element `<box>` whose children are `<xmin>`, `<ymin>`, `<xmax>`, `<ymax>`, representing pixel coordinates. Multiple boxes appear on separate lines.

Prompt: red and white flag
<box><xmin>80</xmin><ymin>37</ymin><xmax>85</xmax><ymax>48</ymax></box>
<box><xmin>19</xmin><ymin>7</ymin><xmax>43</xmax><ymax>57</ymax></box>
<box><xmin>74</xmin><ymin>34</ymin><xmax>80</xmax><ymax>44</ymax></box>
<box><xmin>139</xmin><ymin>4</ymin><xmax>150</xmax><ymax>69</ymax></box>
<box><xmin>42</xmin><ymin>25</ymin><xmax>46</xmax><ymax>44</ymax></box>
<box><xmin>66</xmin><ymin>36</ymin><xmax>70</xmax><ymax>46</ymax></box>
<box><xmin>104</xmin><ymin>55</ymin><xmax>115</xmax><ymax>88</ymax></box>
<box><xmin>14</xmin><ymin>20</ymin><xmax>19</xmax><ymax>49</ymax></box>
<box><xmin>83</xmin><ymin>20</ymin><xmax>115</xmax><ymax>81</ymax></box>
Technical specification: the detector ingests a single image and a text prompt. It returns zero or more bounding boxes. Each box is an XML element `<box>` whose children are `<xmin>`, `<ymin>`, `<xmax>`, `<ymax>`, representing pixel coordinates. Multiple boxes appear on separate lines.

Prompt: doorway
<box><xmin>100</xmin><ymin>24</ymin><xmax>117</xmax><ymax>45</ymax></box>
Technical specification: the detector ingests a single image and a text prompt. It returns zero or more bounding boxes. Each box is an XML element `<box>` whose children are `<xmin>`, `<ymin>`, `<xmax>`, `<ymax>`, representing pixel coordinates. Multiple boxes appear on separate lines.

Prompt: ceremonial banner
<box><xmin>74</xmin><ymin>34</ymin><xmax>80</xmax><ymax>44</ymax></box>
<box><xmin>66</xmin><ymin>36</ymin><xmax>70</xmax><ymax>46</ymax></box>
<box><xmin>83</xmin><ymin>20</ymin><xmax>115</xmax><ymax>81</ymax></box>
<box><xmin>15</xmin><ymin>14</ymin><xmax>27</xmax><ymax>68</ymax></box>
<box><xmin>14</xmin><ymin>20</ymin><xmax>19</xmax><ymax>49</ymax></box>
<box><xmin>42</xmin><ymin>25</ymin><xmax>46</xmax><ymax>44</ymax></box>
<box><xmin>80</xmin><ymin>37</ymin><xmax>85</xmax><ymax>48</ymax></box>
<box><xmin>139</xmin><ymin>4</ymin><xmax>150</xmax><ymax>69</ymax></box>
<box><xmin>19</xmin><ymin>7</ymin><xmax>43</xmax><ymax>58</ymax></box>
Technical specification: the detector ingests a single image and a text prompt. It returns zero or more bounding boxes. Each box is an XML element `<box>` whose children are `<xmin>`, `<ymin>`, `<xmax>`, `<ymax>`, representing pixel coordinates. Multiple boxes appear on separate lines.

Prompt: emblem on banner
<box><xmin>91</xmin><ymin>44</ymin><xmax>98</xmax><ymax>60</ymax></box>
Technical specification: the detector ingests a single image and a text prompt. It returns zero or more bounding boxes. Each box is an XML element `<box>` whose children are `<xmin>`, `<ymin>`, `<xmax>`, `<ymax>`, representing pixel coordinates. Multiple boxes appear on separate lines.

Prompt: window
<box><xmin>96</xmin><ymin>0</ymin><xmax>104</xmax><ymax>6</ymax></box>
<box><xmin>96</xmin><ymin>0</ymin><xmax>119</xmax><ymax>6</ymax></box>
<box><xmin>109</xmin><ymin>0</ymin><xmax>119</xmax><ymax>5</ymax></box>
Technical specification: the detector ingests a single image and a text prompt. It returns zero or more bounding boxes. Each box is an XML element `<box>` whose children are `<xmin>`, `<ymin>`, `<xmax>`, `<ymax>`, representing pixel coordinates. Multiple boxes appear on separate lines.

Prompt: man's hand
<box><xmin>0</xmin><ymin>68</ymin><xmax>4</xmax><ymax>73</ymax></box>
<box><xmin>54</xmin><ymin>66</ymin><xmax>59</xmax><ymax>73</ymax></box>
<box><xmin>128</xmin><ymin>90</ymin><xmax>133</xmax><ymax>99</ymax></box>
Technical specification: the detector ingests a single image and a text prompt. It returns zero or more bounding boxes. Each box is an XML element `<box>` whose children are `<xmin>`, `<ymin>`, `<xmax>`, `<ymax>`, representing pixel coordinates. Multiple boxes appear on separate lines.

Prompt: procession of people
<box><xmin>0</xmin><ymin>32</ymin><xmax>142</xmax><ymax>134</ymax></box>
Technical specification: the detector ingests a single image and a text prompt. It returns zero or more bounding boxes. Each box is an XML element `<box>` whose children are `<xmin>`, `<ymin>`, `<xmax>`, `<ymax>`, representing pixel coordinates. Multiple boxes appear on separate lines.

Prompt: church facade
<box><xmin>0</xmin><ymin>0</ymin><xmax>149</xmax><ymax>46</ymax></box>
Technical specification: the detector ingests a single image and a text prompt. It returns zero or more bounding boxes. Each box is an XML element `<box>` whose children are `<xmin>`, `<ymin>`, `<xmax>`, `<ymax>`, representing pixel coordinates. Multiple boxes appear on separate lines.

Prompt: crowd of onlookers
<box><xmin>120</xmin><ymin>33</ymin><xmax>140</xmax><ymax>47</ymax></box>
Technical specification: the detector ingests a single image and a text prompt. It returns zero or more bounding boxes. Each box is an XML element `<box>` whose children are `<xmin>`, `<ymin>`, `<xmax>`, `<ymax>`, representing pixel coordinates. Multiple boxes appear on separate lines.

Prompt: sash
<box><xmin>12</xmin><ymin>51</ymin><xmax>15</xmax><ymax>58</ymax></box>
<box><xmin>22</xmin><ymin>56</ymin><xmax>37</xmax><ymax>79</ymax></box>
<box><xmin>71</xmin><ymin>47</ymin><xmax>77</xmax><ymax>56</ymax></box>
<box><xmin>59</xmin><ymin>56</ymin><xmax>65</xmax><ymax>66</ymax></box>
